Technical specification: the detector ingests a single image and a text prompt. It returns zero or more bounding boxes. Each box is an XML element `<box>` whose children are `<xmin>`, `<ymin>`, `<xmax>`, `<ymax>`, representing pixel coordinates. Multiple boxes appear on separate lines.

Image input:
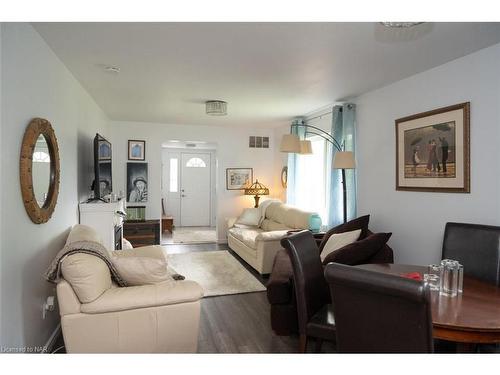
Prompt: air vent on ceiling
<box><xmin>249</xmin><ymin>136</ymin><xmax>269</xmax><ymax>149</ymax></box>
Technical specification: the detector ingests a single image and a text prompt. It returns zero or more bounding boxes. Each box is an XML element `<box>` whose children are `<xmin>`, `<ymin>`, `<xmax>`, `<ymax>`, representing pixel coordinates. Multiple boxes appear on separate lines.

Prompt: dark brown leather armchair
<box><xmin>267</xmin><ymin>219</ymin><xmax>394</xmax><ymax>336</ymax></box>
<box><xmin>325</xmin><ymin>263</ymin><xmax>433</xmax><ymax>353</ymax></box>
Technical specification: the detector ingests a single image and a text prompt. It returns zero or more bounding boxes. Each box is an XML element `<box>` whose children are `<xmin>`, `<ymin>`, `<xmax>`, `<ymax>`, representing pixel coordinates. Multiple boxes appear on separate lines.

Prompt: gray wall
<box><xmin>0</xmin><ymin>23</ymin><xmax>108</xmax><ymax>349</ymax></box>
<box><xmin>355</xmin><ymin>42</ymin><xmax>500</xmax><ymax>265</ymax></box>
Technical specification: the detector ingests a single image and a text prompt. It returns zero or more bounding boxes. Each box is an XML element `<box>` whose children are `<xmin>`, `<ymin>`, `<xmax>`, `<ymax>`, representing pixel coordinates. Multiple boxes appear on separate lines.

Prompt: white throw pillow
<box><xmin>320</xmin><ymin>229</ymin><xmax>362</xmax><ymax>262</ymax></box>
<box><xmin>235</xmin><ymin>208</ymin><xmax>261</xmax><ymax>226</ymax></box>
<box><xmin>111</xmin><ymin>256</ymin><xmax>172</xmax><ymax>286</ymax></box>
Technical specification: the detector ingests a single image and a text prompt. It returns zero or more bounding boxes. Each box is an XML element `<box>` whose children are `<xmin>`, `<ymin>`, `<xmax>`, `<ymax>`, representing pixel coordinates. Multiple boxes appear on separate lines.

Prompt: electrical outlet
<box><xmin>42</xmin><ymin>296</ymin><xmax>55</xmax><ymax>319</ymax></box>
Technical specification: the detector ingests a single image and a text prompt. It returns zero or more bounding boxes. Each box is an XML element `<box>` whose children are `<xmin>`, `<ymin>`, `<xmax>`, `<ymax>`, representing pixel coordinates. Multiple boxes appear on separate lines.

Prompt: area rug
<box><xmin>167</xmin><ymin>251</ymin><xmax>266</xmax><ymax>297</ymax></box>
<box><xmin>172</xmin><ymin>227</ymin><xmax>217</xmax><ymax>244</ymax></box>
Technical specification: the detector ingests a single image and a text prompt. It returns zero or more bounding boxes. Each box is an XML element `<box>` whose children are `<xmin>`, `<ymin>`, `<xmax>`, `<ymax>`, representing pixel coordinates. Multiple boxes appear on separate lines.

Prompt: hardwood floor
<box><xmin>163</xmin><ymin>242</ymin><xmax>336</xmax><ymax>353</ymax></box>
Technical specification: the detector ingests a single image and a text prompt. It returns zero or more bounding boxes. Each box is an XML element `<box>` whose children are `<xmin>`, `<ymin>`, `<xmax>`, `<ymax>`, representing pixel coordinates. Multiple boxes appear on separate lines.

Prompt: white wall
<box><xmin>109</xmin><ymin>121</ymin><xmax>281</xmax><ymax>241</ymax></box>
<box><xmin>0</xmin><ymin>23</ymin><xmax>108</xmax><ymax>349</ymax></box>
<box><xmin>356</xmin><ymin>42</ymin><xmax>500</xmax><ymax>265</ymax></box>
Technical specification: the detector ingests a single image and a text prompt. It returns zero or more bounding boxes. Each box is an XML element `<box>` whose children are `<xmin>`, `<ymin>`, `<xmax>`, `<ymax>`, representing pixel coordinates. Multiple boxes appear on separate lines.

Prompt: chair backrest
<box><xmin>443</xmin><ymin>222</ymin><xmax>500</xmax><ymax>286</ymax></box>
<box><xmin>280</xmin><ymin>230</ymin><xmax>330</xmax><ymax>335</ymax></box>
<box><xmin>325</xmin><ymin>263</ymin><xmax>433</xmax><ymax>353</ymax></box>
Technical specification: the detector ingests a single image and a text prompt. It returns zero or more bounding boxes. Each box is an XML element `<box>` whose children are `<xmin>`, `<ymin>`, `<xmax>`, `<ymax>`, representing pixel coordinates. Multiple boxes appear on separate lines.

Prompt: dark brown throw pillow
<box><xmin>322</xmin><ymin>232</ymin><xmax>392</xmax><ymax>266</ymax></box>
<box><xmin>318</xmin><ymin>215</ymin><xmax>370</xmax><ymax>252</ymax></box>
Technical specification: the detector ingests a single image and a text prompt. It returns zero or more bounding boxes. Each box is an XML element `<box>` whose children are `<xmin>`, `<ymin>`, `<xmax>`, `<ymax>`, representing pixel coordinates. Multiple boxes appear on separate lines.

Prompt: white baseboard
<box><xmin>43</xmin><ymin>323</ymin><xmax>61</xmax><ymax>354</ymax></box>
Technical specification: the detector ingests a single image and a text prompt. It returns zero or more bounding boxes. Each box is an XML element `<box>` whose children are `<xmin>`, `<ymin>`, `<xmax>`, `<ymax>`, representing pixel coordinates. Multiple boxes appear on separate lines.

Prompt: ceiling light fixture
<box><xmin>104</xmin><ymin>66</ymin><xmax>121</xmax><ymax>73</ymax></box>
<box><xmin>380</xmin><ymin>22</ymin><xmax>424</xmax><ymax>28</ymax></box>
<box><xmin>206</xmin><ymin>100</ymin><xmax>227</xmax><ymax>116</ymax></box>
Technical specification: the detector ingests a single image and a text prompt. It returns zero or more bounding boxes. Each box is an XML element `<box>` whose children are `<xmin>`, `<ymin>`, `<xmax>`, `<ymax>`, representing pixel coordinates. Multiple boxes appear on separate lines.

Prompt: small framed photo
<box><xmin>226</xmin><ymin>168</ymin><xmax>253</xmax><ymax>190</ymax></box>
<box><xmin>396</xmin><ymin>102</ymin><xmax>470</xmax><ymax>193</ymax></box>
<box><xmin>128</xmin><ymin>140</ymin><xmax>146</xmax><ymax>161</ymax></box>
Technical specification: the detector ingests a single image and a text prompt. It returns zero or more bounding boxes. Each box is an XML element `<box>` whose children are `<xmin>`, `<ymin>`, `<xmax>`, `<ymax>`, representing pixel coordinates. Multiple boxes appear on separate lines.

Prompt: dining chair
<box><xmin>280</xmin><ymin>230</ymin><xmax>335</xmax><ymax>353</ymax></box>
<box><xmin>325</xmin><ymin>263</ymin><xmax>433</xmax><ymax>353</ymax></box>
<box><xmin>442</xmin><ymin>222</ymin><xmax>500</xmax><ymax>286</ymax></box>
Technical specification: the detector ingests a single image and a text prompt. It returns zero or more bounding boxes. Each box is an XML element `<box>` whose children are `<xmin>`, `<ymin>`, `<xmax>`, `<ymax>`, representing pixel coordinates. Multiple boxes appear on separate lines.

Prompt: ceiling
<box><xmin>34</xmin><ymin>22</ymin><xmax>500</xmax><ymax>128</ymax></box>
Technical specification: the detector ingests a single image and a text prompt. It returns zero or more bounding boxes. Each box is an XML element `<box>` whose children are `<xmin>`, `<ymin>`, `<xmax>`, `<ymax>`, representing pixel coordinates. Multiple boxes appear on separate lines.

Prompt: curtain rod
<box><xmin>305</xmin><ymin>111</ymin><xmax>333</xmax><ymax>123</ymax></box>
<box><xmin>304</xmin><ymin>105</ymin><xmax>351</xmax><ymax>123</ymax></box>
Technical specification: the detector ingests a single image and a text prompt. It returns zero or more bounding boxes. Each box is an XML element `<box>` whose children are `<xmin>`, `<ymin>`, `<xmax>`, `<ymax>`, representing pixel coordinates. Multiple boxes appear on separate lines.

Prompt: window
<box><xmin>33</xmin><ymin>151</ymin><xmax>50</xmax><ymax>163</ymax></box>
<box><xmin>185</xmin><ymin>157</ymin><xmax>206</xmax><ymax>168</ymax></box>
<box><xmin>294</xmin><ymin>136</ymin><xmax>329</xmax><ymax>225</ymax></box>
<box><xmin>169</xmin><ymin>158</ymin><xmax>178</xmax><ymax>192</ymax></box>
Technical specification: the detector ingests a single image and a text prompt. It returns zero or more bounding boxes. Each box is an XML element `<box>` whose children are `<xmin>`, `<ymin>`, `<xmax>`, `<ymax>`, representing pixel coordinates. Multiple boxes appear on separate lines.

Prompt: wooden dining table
<box><xmin>355</xmin><ymin>263</ymin><xmax>500</xmax><ymax>348</ymax></box>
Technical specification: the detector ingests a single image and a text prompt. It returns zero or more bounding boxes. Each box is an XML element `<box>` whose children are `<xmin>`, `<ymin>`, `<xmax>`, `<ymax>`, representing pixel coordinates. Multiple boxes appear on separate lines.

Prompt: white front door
<box><xmin>180</xmin><ymin>152</ymin><xmax>211</xmax><ymax>226</ymax></box>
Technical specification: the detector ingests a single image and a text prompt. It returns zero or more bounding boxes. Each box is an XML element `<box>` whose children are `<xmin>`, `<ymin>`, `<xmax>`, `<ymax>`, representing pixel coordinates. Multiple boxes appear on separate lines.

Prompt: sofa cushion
<box><xmin>110</xmin><ymin>245</ymin><xmax>171</xmax><ymax>286</ymax></box>
<box><xmin>235</xmin><ymin>208</ymin><xmax>262</xmax><ymax>226</ymax></box>
<box><xmin>322</xmin><ymin>232</ymin><xmax>392</xmax><ymax>266</ymax></box>
<box><xmin>61</xmin><ymin>253</ymin><xmax>112</xmax><ymax>303</ymax></box>
<box><xmin>65</xmin><ymin>224</ymin><xmax>103</xmax><ymax>246</ymax></box>
<box><xmin>264</xmin><ymin>202</ymin><xmax>313</xmax><ymax>230</ymax></box>
<box><xmin>320</xmin><ymin>229</ymin><xmax>361</xmax><ymax>262</ymax></box>
<box><xmin>319</xmin><ymin>215</ymin><xmax>370</xmax><ymax>252</ymax></box>
<box><xmin>228</xmin><ymin>227</ymin><xmax>264</xmax><ymax>249</ymax></box>
<box><xmin>260</xmin><ymin>219</ymin><xmax>292</xmax><ymax>231</ymax></box>
<box><xmin>266</xmin><ymin>249</ymin><xmax>294</xmax><ymax>304</ymax></box>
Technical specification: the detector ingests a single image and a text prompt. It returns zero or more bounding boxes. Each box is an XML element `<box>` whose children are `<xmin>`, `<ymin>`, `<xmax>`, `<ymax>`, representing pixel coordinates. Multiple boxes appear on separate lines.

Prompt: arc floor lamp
<box><xmin>280</xmin><ymin>120</ymin><xmax>355</xmax><ymax>224</ymax></box>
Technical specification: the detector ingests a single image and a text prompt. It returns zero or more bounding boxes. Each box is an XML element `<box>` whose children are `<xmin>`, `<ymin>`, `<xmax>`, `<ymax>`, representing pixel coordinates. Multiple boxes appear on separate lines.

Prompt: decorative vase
<box><xmin>308</xmin><ymin>214</ymin><xmax>322</xmax><ymax>233</ymax></box>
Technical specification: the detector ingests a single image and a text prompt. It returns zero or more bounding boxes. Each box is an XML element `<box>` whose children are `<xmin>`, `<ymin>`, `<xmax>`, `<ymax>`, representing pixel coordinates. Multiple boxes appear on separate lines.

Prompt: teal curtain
<box><xmin>286</xmin><ymin>118</ymin><xmax>305</xmax><ymax>205</ymax></box>
<box><xmin>328</xmin><ymin>104</ymin><xmax>357</xmax><ymax>227</ymax></box>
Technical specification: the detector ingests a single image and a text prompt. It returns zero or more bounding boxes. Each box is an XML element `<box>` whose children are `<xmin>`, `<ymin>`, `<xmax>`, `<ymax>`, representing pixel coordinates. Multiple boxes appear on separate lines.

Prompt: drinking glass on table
<box><xmin>428</xmin><ymin>264</ymin><xmax>442</xmax><ymax>277</ymax></box>
<box><xmin>440</xmin><ymin>259</ymin><xmax>459</xmax><ymax>297</ymax></box>
<box><xmin>423</xmin><ymin>274</ymin><xmax>440</xmax><ymax>291</ymax></box>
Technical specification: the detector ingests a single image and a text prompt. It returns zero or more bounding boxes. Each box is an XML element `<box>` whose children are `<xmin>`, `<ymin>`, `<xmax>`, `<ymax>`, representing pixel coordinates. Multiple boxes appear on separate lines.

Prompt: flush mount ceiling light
<box><xmin>104</xmin><ymin>65</ymin><xmax>121</xmax><ymax>73</ymax></box>
<box><xmin>206</xmin><ymin>100</ymin><xmax>227</xmax><ymax>116</ymax></box>
<box><xmin>380</xmin><ymin>22</ymin><xmax>424</xmax><ymax>28</ymax></box>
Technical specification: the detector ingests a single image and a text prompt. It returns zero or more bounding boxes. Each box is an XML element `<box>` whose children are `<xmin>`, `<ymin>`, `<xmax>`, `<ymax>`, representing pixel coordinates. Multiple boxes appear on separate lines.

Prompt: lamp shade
<box><xmin>244</xmin><ymin>180</ymin><xmax>269</xmax><ymax>196</ymax></box>
<box><xmin>280</xmin><ymin>134</ymin><xmax>301</xmax><ymax>153</ymax></box>
<box><xmin>333</xmin><ymin>151</ymin><xmax>356</xmax><ymax>169</ymax></box>
<box><xmin>299</xmin><ymin>140</ymin><xmax>313</xmax><ymax>154</ymax></box>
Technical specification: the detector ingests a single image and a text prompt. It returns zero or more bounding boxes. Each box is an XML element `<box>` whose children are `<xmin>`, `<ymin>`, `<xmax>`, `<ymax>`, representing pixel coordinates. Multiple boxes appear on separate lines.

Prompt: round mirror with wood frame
<box><xmin>20</xmin><ymin>118</ymin><xmax>60</xmax><ymax>224</ymax></box>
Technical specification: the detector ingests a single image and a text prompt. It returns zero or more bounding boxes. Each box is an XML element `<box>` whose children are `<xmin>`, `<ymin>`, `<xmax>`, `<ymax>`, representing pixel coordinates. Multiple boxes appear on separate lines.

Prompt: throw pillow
<box><xmin>111</xmin><ymin>256</ymin><xmax>172</xmax><ymax>286</ymax></box>
<box><xmin>318</xmin><ymin>215</ymin><xmax>370</xmax><ymax>252</ymax></box>
<box><xmin>322</xmin><ymin>232</ymin><xmax>392</xmax><ymax>266</ymax></box>
<box><xmin>320</xmin><ymin>229</ymin><xmax>361</xmax><ymax>262</ymax></box>
<box><xmin>235</xmin><ymin>208</ymin><xmax>261</xmax><ymax>226</ymax></box>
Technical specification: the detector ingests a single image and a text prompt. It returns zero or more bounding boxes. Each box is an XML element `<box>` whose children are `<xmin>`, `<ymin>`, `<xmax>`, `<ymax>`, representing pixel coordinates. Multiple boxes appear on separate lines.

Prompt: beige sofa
<box><xmin>57</xmin><ymin>224</ymin><xmax>203</xmax><ymax>353</ymax></box>
<box><xmin>227</xmin><ymin>201</ymin><xmax>315</xmax><ymax>274</ymax></box>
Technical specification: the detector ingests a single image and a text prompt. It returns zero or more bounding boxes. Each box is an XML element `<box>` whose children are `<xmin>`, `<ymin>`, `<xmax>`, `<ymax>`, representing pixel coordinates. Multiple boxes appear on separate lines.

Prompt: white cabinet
<box><xmin>79</xmin><ymin>200</ymin><xmax>126</xmax><ymax>251</ymax></box>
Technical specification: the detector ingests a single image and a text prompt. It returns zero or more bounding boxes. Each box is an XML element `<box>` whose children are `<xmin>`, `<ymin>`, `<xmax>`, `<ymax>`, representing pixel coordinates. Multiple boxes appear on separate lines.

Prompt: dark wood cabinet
<box><xmin>123</xmin><ymin>219</ymin><xmax>160</xmax><ymax>248</ymax></box>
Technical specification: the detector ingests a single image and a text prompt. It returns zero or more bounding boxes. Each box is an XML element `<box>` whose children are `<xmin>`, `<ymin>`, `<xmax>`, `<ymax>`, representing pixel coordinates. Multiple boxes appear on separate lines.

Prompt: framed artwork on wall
<box><xmin>226</xmin><ymin>168</ymin><xmax>253</xmax><ymax>190</ymax></box>
<box><xmin>395</xmin><ymin>102</ymin><xmax>470</xmax><ymax>193</ymax></box>
<box><xmin>128</xmin><ymin>140</ymin><xmax>146</xmax><ymax>161</ymax></box>
<box><xmin>127</xmin><ymin>162</ymin><xmax>148</xmax><ymax>202</ymax></box>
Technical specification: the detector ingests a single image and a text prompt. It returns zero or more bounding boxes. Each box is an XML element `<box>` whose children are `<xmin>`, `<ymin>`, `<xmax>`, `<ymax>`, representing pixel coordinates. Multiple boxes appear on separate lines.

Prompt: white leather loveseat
<box><xmin>227</xmin><ymin>201</ymin><xmax>316</xmax><ymax>274</ymax></box>
<box><xmin>56</xmin><ymin>225</ymin><xmax>203</xmax><ymax>353</ymax></box>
